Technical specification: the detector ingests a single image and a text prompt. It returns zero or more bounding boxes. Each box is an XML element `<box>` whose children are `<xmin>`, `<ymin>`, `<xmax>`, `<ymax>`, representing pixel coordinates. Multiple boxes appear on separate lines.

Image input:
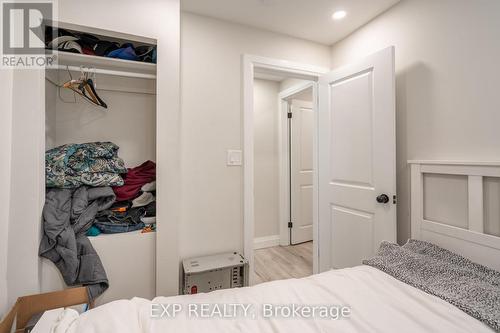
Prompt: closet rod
<box><xmin>51</xmin><ymin>65</ymin><xmax>156</xmax><ymax>80</ymax></box>
<box><xmin>44</xmin><ymin>76</ymin><xmax>156</xmax><ymax>96</ymax></box>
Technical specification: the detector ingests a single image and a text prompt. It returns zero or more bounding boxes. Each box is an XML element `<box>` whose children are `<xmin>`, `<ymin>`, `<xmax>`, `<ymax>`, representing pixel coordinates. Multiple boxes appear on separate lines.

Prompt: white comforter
<box><xmin>58</xmin><ymin>266</ymin><xmax>493</xmax><ymax>333</ymax></box>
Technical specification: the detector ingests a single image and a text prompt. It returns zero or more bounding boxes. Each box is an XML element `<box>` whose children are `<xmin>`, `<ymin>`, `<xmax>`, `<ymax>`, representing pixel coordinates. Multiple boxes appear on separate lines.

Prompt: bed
<box><xmin>50</xmin><ymin>161</ymin><xmax>500</xmax><ymax>332</ymax></box>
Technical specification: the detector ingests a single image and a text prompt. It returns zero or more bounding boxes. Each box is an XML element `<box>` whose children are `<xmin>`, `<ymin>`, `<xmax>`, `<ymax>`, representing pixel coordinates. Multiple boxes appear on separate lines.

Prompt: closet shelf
<box><xmin>49</xmin><ymin>51</ymin><xmax>157</xmax><ymax>79</ymax></box>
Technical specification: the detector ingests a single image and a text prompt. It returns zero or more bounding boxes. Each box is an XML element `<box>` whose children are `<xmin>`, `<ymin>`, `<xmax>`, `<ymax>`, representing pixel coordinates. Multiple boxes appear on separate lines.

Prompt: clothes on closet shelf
<box><xmin>113</xmin><ymin>160</ymin><xmax>156</xmax><ymax>201</ymax></box>
<box><xmin>88</xmin><ymin>161</ymin><xmax>157</xmax><ymax>234</ymax></box>
<box><xmin>132</xmin><ymin>192</ymin><xmax>155</xmax><ymax>208</ymax></box>
<box><xmin>94</xmin><ymin>201</ymin><xmax>155</xmax><ymax>234</ymax></box>
<box><xmin>96</xmin><ymin>203</ymin><xmax>146</xmax><ymax>225</ymax></box>
<box><xmin>46</xmin><ymin>142</ymin><xmax>127</xmax><ymax>188</ymax></box>
<box><xmin>45</xmin><ymin>27</ymin><xmax>157</xmax><ymax>64</ymax></box>
<box><xmin>39</xmin><ymin>186</ymin><xmax>113</xmax><ymax>301</ymax></box>
<box><xmin>141</xmin><ymin>200</ymin><xmax>156</xmax><ymax>225</ymax></box>
<box><xmin>85</xmin><ymin>200</ymin><xmax>156</xmax><ymax>236</ymax></box>
<box><xmin>87</xmin><ymin>225</ymin><xmax>101</xmax><ymax>237</ymax></box>
<box><xmin>109</xmin><ymin>201</ymin><xmax>129</xmax><ymax>213</ymax></box>
<box><xmin>106</xmin><ymin>43</ymin><xmax>138</xmax><ymax>61</ymax></box>
<box><xmin>44</xmin><ymin>146</ymin><xmax>157</xmax><ymax>236</ymax></box>
<box><xmin>94</xmin><ymin>220</ymin><xmax>145</xmax><ymax>234</ymax></box>
<box><xmin>141</xmin><ymin>216</ymin><xmax>156</xmax><ymax>224</ymax></box>
<box><xmin>141</xmin><ymin>180</ymin><xmax>156</xmax><ymax>192</ymax></box>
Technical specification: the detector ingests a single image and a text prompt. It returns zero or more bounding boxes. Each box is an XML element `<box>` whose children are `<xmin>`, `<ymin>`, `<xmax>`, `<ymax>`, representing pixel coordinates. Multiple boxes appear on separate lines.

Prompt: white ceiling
<box><xmin>182</xmin><ymin>0</ymin><xmax>400</xmax><ymax>45</ymax></box>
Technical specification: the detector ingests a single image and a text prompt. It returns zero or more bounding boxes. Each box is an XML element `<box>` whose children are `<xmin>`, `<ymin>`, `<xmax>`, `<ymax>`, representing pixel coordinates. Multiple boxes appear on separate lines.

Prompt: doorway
<box><xmin>243</xmin><ymin>55</ymin><xmax>329</xmax><ymax>285</ymax></box>
<box><xmin>244</xmin><ymin>47</ymin><xmax>397</xmax><ymax>284</ymax></box>
<box><xmin>253</xmin><ymin>78</ymin><xmax>315</xmax><ymax>283</ymax></box>
<box><xmin>283</xmin><ymin>87</ymin><xmax>315</xmax><ymax>246</ymax></box>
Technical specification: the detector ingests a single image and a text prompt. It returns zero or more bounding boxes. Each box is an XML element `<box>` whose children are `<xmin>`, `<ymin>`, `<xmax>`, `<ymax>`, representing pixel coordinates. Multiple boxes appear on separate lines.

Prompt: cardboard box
<box><xmin>0</xmin><ymin>287</ymin><xmax>90</xmax><ymax>333</ymax></box>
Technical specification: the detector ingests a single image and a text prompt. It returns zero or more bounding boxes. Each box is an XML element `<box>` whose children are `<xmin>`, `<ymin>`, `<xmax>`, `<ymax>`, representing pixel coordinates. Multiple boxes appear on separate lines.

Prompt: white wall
<box><xmin>0</xmin><ymin>69</ymin><xmax>13</xmax><ymax>318</ymax></box>
<box><xmin>7</xmin><ymin>69</ymin><xmax>46</xmax><ymax>309</ymax></box>
<box><xmin>330</xmin><ymin>0</ymin><xmax>500</xmax><ymax>243</ymax></box>
<box><xmin>253</xmin><ymin>79</ymin><xmax>280</xmax><ymax>239</ymax></box>
<box><xmin>179</xmin><ymin>13</ymin><xmax>330</xmax><ymax>259</ymax></box>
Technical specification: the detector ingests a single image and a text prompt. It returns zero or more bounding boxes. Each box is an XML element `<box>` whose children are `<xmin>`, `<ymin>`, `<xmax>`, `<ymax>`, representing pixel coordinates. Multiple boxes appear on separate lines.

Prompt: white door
<box><xmin>290</xmin><ymin>99</ymin><xmax>314</xmax><ymax>244</ymax></box>
<box><xmin>318</xmin><ymin>46</ymin><xmax>396</xmax><ymax>271</ymax></box>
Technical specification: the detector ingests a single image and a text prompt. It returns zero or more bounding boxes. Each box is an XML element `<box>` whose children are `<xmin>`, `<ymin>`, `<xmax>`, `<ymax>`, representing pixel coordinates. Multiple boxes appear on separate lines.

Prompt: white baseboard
<box><xmin>253</xmin><ymin>235</ymin><xmax>280</xmax><ymax>250</ymax></box>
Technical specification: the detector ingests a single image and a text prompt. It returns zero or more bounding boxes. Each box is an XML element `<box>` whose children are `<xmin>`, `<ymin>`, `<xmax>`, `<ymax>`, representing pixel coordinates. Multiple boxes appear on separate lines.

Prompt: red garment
<box><xmin>113</xmin><ymin>160</ymin><xmax>156</xmax><ymax>201</ymax></box>
<box><xmin>82</xmin><ymin>46</ymin><xmax>96</xmax><ymax>56</ymax></box>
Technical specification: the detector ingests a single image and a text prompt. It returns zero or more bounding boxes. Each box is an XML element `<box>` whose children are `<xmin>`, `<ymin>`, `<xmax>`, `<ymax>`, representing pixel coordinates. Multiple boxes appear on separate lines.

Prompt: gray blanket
<box><xmin>363</xmin><ymin>240</ymin><xmax>500</xmax><ymax>331</ymax></box>
<box><xmin>39</xmin><ymin>186</ymin><xmax>114</xmax><ymax>301</ymax></box>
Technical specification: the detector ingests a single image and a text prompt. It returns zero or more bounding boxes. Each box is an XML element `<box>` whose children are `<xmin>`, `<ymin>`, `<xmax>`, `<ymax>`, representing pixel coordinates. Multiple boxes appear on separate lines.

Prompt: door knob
<box><xmin>376</xmin><ymin>194</ymin><xmax>390</xmax><ymax>204</ymax></box>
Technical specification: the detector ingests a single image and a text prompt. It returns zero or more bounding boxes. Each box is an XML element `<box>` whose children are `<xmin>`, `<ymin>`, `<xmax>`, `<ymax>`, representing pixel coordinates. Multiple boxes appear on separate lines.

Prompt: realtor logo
<box><xmin>1</xmin><ymin>1</ymin><xmax>55</xmax><ymax>68</ymax></box>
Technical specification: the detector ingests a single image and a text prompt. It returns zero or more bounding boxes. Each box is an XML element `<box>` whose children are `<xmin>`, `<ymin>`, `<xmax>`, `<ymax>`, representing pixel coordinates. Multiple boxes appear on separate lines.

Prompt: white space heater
<box><xmin>182</xmin><ymin>252</ymin><xmax>249</xmax><ymax>294</ymax></box>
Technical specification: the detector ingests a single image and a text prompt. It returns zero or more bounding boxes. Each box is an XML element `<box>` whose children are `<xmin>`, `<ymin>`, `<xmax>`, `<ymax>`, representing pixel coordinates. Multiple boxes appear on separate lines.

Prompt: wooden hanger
<box><xmin>62</xmin><ymin>66</ymin><xmax>108</xmax><ymax>108</ymax></box>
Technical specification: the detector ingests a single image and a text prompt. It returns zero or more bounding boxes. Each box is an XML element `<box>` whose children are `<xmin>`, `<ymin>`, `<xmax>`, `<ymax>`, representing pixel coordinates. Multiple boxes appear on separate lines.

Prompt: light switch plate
<box><xmin>227</xmin><ymin>150</ymin><xmax>242</xmax><ymax>166</ymax></box>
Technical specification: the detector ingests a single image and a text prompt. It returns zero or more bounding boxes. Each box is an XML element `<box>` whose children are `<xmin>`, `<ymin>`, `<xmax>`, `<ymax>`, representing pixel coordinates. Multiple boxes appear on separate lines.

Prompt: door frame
<box><xmin>242</xmin><ymin>55</ymin><xmax>329</xmax><ymax>284</ymax></box>
<box><xmin>278</xmin><ymin>82</ymin><xmax>315</xmax><ymax>248</ymax></box>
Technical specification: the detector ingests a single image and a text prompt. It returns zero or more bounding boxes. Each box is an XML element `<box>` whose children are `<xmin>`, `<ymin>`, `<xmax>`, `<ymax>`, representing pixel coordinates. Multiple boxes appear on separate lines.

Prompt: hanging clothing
<box><xmin>46</xmin><ymin>142</ymin><xmax>127</xmax><ymax>188</ymax></box>
<box><xmin>39</xmin><ymin>186</ymin><xmax>114</xmax><ymax>301</ymax></box>
<box><xmin>113</xmin><ymin>160</ymin><xmax>156</xmax><ymax>201</ymax></box>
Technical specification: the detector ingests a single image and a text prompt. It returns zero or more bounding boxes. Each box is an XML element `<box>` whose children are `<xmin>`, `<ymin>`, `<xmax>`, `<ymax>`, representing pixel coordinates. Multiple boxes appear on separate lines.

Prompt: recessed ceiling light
<box><xmin>332</xmin><ymin>10</ymin><xmax>347</xmax><ymax>20</ymax></box>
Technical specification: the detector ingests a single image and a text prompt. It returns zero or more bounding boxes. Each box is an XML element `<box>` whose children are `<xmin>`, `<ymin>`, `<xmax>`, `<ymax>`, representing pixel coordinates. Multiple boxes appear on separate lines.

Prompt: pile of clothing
<box><xmin>45</xmin><ymin>27</ymin><xmax>157</xmax><ymax>63</ymax></box>
<box><xmin>39</xmin><ymin>186</ymin><xmax>114</xmax><ymax>301</ymax></box>
<box><xmin>46</xmin><ymin>142</ymin><xmax>127</xmax><ymax>188</ymax></box>
<box><xmin>40</xmin><ymin>141</ymin><xmax>157</xmax><ymax>301</ymax></box>
<box><xmin>89</xmin><ymin>161</ymin><xmax>157</xmax><ymax>236</ymax></box>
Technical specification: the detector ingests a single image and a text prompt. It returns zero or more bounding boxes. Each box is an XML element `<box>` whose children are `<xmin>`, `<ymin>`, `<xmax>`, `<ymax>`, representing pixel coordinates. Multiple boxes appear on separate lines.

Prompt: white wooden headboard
<box><xmin>409</xmin><ymin>160</ymin><xmax>500</xmax><ymax>271</ymax></box>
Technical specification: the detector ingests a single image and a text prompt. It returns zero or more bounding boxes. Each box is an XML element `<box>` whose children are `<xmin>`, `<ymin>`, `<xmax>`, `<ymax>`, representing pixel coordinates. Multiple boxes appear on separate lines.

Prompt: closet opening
<box><xmin>41</xmin><ymin>21</ymin><xmax>158</xmax><ymax>306</ymax></box>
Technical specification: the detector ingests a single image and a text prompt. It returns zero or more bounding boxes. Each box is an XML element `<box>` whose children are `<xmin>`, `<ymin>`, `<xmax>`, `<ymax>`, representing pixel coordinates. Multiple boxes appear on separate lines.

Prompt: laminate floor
<box><xmin>252</xmin><ymin>241</ymin><xmax>313</xmax><ymax>285</ymax></box>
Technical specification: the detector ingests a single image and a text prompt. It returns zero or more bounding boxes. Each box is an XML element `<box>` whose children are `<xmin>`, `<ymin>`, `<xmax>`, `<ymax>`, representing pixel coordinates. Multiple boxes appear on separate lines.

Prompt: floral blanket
<box><xmin>46</xmin><ymin>142</ymin><xmax>127</xmax><ymax>188</ymax></box>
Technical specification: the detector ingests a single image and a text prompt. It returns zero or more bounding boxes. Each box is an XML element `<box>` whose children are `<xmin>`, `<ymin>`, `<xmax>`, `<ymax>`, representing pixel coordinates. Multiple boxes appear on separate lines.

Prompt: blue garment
<box><xmin>94</xmin><ymin>221</ymin><xmax>144</xmax><ymax>234</ymax></box>
<box><xmin>96</xmin><ymin>206</ymin><xmax>145</xmax><ymax>225</ymax></box>
<box><xmin>86</xmin><ymin>225</ymin><xmax>101</xmax><ymax>237</ymax></box>
<box><xmin>106</xmin><ymin>44</ymin><xmax>138</xmax><ymax>61</ymax></box>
